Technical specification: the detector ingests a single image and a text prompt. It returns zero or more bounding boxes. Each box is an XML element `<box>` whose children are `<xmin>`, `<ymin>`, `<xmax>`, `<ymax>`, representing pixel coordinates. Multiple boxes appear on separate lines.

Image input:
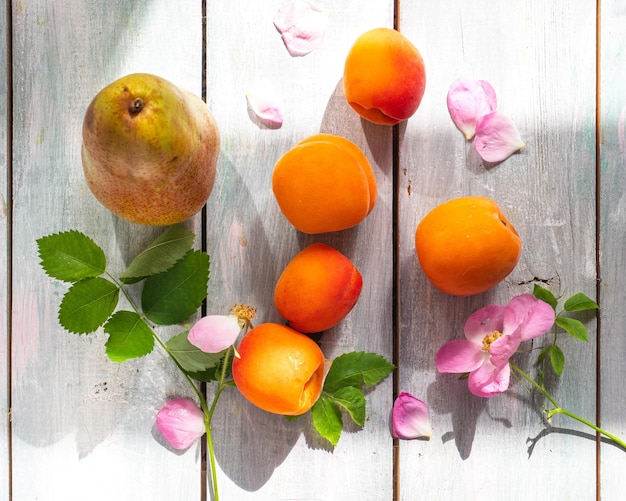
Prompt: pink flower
<box><xmin>436</xmin><ymin>294</ymin><xmax>555</xmax><ymax>398</ymax></box>
<box><xmin>447</xmin><ymin>77</ymin><xmax>497</xmax><ymax>140</ymax></box>
<box><xmin>392</xmin><ymin>392</ymin><xmax>432</xmax><ymax>439</ymax></box>
<box><xmin>156</xmin><ymin>398</ymin><xmax>205</xmax><ymax>450</ymax></box>
<box><xmin>188</xmin><ymin>314</ymin><xmax>242</xmax><ymax>353</ymax></box>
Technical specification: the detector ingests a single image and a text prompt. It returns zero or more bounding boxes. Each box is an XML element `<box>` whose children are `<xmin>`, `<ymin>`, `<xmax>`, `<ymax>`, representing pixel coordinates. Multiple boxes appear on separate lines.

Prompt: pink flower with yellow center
<box><xmin>436</xmin><ymin>294</ymin><xmax>555</xmax><ymax>398</ymax></box>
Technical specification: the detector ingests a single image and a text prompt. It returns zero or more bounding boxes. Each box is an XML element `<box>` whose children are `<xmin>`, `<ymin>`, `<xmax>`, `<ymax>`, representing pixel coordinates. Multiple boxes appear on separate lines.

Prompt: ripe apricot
<box><xmin>232</xmin><ymin>323</ymin><xmax>325</xmax><ymax>416</ymax></box>
<box><xmin>343</xmin><ymin>28</ymin><xmax>426</xmax><ymax>125</ymax></box>
<box><xmin>274</xmin><ymin>243</ymin><xmax>362</xmax><ymax>333</ymax></box>
<box><xmin>272</xmin><ymin>133</ymin><xmax>377</xmax><ymax>234</ymax></box>
<box><xmin>415</xmin><ymin>196</ymin><xmax>522</xmax><ymax>296</ymax></box>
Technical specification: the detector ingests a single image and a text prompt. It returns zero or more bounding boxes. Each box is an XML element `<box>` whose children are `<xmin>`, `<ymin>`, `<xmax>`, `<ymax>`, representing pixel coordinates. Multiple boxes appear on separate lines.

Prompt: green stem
<box><xmin>204</xmin><ymin>413</ymin><xmax>220</xmax><ymax>501</ymax></box>
<box><xmin>113</xmin><ymin>277</ymin><xmax>222</xmax><ymax>498</ymax></box>
<box><xmin>510</xmin><ymin>363</ymin><xmax>626</xmax><ymax>450</ymax></box>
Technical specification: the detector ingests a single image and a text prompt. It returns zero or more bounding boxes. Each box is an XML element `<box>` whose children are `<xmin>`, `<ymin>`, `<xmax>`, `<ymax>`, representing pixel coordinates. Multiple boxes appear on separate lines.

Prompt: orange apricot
<box><xmin>415</xmin><ymin>196</ymin><xmax>522</xmax><ymax>296</ymax></box>
<box><xmin>343</xmin><ymin>27</ymin><xmax>426</xmax><ymax>125</ymax></box>
<box><xmin>272</xmin><ymin>134</ymin><xmax>377</xmax><ymax>234</ymax></box>
<box><xmin>232</xmin><ymin>323</ymin><xmax>325</xmax><ymax>416</ymax></box>
<box><xmin>274</xmin><ymin>243</ymin><xmax>362</xmax><ymax>333</ymax></box>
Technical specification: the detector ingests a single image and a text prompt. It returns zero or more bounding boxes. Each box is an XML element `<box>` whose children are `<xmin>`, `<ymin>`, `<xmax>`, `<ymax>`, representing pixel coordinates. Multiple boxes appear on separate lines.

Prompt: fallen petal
<box><xmin>156</xmin><ymin>398</ymin><xmax>205</xmax><ymax>450</ymax></box>
<box><xmin>188</xmin><ymin>314</ymin><xmax>242</xmax><ymax>353</ymax></box>
<box><xmin>447</xmin><ymin>77</ymin><xmax>497</xmax><ymax>140</ymax></box>
<box><xmin>273</xmin><ymin>0</ymin><xmax>330</xmax><ymax>57</ymax></box>
<box><xmin>392</xmin><ymin>392</ymin><xmax>433</xmax><ymax>439</ymax></box>
<box><xmin>246</xmin><ymin>81</ymin><xmax>284</xmax><ymax>126</ymax></box>
<box><xmin>474</xmin><ymin>111</ymin><xmax>525</xmax><ymax>163</ymax></box>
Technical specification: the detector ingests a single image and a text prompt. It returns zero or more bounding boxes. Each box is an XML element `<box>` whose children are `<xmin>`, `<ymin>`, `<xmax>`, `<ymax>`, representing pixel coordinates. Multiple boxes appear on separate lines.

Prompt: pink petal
<box><xmin>156</xmin><ymin>398</ymin><xmax>205</xmax><ymax>450</ymax></box>
<box><xmin>474</xmin><ymin>111</ymin><xmax>525</xmax><ymax>163</ymax></box>
<box><xmin>488</xmin><ymin>332</ymin><xmax>521</xmax><ymax>369</ymax></box>
<box><xmin>436</xmin><ymin>339</ymin><xmax>486</xmax><ymax>374</ymax></box>
<box><xmin>447</xmin><ymin>77</ymin><xmax>497</xmax><ymax>140</ymax></box>
<box><xmin>463</xmin><ymin>304</ymin><xmax>506</xmax><ymax>343</ymax></box>
<box><xmin>273</xmin><ymin>0</ymin><xmax>329</xmax><ymax>57</ymax></box>
<box><xmin>188</xmin><ymin>314</ymin><xmax>241</xmax><ymax>353</ymax></box>
<box><xmin>504</xmin><ymin>294</ymin><xmax>555</xmax><ymax>341</ymax></box>
<box><xmin>246</xmin><ymin>81</ymin><xmax>284</xmax><ymax>126</ymax></box>
<box><xmin>468</xmin><ymin>361</ymin><xmax>510</xmax><ymax>398</ymax></box>
<box><xmin>391</xmin><ymin>392</ymin><xmax>432</xmax><ymax>439</ymax></box>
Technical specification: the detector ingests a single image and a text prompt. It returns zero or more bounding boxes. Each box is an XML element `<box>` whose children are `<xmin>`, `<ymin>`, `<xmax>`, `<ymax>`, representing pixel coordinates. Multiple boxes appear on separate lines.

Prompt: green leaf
<box><xmin>331</xmin><ymin>386</ymin><xmax>366</xmax><ymax>428</ymax></box>
<box><xmin>323</xmin><ymin>352</ymin><xmax>394</xmax><ymax>394</ymax></box>
<box><xmin>311</xmin><ymin>396</ymin><xmax>343</xmax><ymax>446</ymax></box>
<box><xmin>555</xmin><ymin>317</ymin><xmax>589</xmax><ymax>342</ymax></box>
<box><xmin>104</xmin><ymin>311</ymin><xmax>154</xmax><ymax>362</ymax></box>
<box><xmin>532</xmin><ymin>284</ymin><xmax>558</xmax><ymax>310</ymax></box>
<box><xmin>564</xmin><ymin>292</ymin><xmax>599</xmax><ymax>312</ymax></box>
<box><xmin>58</xmin><ymin>277</ymin><xmax>119</xmax><ymax>333</ymax></box>
<box><xmin>187</xmin><ymin>368</ymin><xmax>220</xmax><ymax>383</ymax></box>
<box><xmin>37</xmin><ymin>230</ymin><xmax>106</xmax><ymax>282</ymax></box>
<box><xmin>120</xmin><ymin>224</ymin><xmax>195</xmax><ymax>283</ymax></box>
<box><xmin>142</xmin><ymin>250</ymin><xmax>209</xmax><ymax>325</ymax></box>
<box><xmin>549</xmin><ymin>344</ymin><xmax>565</xmax><ymax>376</ymax></box>
<box><xmin>166</xmin><ymin>331</ymin><xmax>225</xmax><ymax>374</ymax></box>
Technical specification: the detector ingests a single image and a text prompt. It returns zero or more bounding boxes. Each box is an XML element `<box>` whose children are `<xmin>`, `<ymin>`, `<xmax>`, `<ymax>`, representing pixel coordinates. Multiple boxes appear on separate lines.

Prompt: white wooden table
<box><xmin>3</xmin><ymin>1</ymin><xmax>626</xmax><ymax>499</ymax></box>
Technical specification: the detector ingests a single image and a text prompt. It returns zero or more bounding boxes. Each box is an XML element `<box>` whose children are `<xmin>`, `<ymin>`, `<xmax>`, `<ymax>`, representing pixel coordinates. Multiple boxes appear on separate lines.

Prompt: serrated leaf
<box><xmin>104</xmin><ymin>311</ymin><xmax>154</xmax><ymax>362</ymax></box>
<box><xmin>323</xmin><ymin>352</ymin><xmax>395</xmax><ymax>394</ymax></box>
<box><xmin>332</xmin><ymin>386</ymin><xmax>366</xmax><ymax>427</ymax></box>
<box><xmin>532</xmin><ymin>284</ymin><xmax>558</xmax><ymax>310</ymax></box>
<box><xmin>311</xmin><ymin>396</ymin><xmax>343</xmax><ymax>446</ymax></box>
<box><xmin>166</xmin><ymin>331</ymin><xmax>225</xmax><ymax>374</ymax></box>
<box><xmin>120</xmin><ymin>224</ymin><xmax>195</xmax><ymax>283</ymax></box>
<box><xmin>142</xmin><ymin>250</ymin><xmax>209</xmax><ymax>325</ymax></box>
<box><xmin>555</xmin><ymin>317</ymin><xmax>589</xmax><ymax>342</ymax></box>
<box><xmin>564</xmin><ymin>292</ymin><xmax>599</xmax><ymax>312</ymax></box>
<box><xmin>58</xmin><ymin>277</ymin><xmax>119</xmax><ymax>333</ymax></box>
<box><xmin>37</xmin><ymin>230</ymin><xmax>106</xmax><ymax>282</ymax></box>
<box><xmin>549</xmin><ymin>344</ymin><xmax>565</xmax><ymax>376</ymax></box>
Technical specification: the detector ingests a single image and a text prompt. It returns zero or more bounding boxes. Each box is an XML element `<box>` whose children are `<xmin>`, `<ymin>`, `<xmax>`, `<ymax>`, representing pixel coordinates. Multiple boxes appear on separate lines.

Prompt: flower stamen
<box><xmin>230</xmin><ymin>304</ymin><xmax>257</xmax><ymax>321</ymax></box>
<box><xmin>482</xmin><ymin>330</ymin><xmax>503</xmax><ymax>351</ymax></box>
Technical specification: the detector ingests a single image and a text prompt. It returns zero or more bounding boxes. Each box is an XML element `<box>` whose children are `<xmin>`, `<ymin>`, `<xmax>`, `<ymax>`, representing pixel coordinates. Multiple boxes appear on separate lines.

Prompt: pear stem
<box><xmin>129</xmin><ymin>98</ymin><xmax>144</xmax><ymax>114</ymax></box>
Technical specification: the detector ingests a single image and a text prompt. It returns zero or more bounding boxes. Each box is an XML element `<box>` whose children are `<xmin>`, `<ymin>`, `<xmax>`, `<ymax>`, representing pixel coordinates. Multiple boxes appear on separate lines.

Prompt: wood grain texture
<box><xmin>10</xmin><ymin>1</ymin><xmax>204</xmax><ymax>499</ymax></box>
<box><xmin>5</xmin><ymin>0</ymin><xmax>625</xmax><ymax>499</ymax></box>
<box><xmin>599</xmin><ymin>0</ymin><xmax>626</xmax><ymax>494</ymax></box>
<box><xmin>398</xmin><ymin>1</ymin><xmax>599</xmax><ymax>499</ymax></box>
<box><xmin>204</xmin><ymin>1</ymin><xmax>395</xmax><ymax>499</ymax></box>
<box><xmin>1</xmin><ymin>1</ymin><xmax>9</xmax><ymax>499</ymax></box>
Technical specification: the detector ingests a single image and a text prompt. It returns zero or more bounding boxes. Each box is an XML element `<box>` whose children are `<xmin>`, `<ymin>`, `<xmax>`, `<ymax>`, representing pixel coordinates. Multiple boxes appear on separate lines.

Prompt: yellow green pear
<box><xmin>81</xmin><ymin>73</ymin><xmax>220</xmax><ymax>226</ymax></box>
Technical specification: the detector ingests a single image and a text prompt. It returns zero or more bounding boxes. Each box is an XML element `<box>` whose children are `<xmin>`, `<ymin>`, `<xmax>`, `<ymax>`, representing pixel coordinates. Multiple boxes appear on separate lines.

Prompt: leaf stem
<box><xmin>510</xmin><ymin>363</ymin><xmax>626</xmax><ymax>450</ymax></box>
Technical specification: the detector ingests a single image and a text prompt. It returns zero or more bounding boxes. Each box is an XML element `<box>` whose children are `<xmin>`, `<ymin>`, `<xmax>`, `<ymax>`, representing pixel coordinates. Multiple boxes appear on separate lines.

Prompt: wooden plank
<box><xmin>11</xmin><ymin>2</ymin><xmax>204</xmax><ymax>499</ymax></box>
<box><xmin>398</xmin><ymin>1</ymin><xmax>599</xmax><ymax>499</ymax></box>
<box><xmin>1</xmin><ymin>1</ymin><xmax>9</xmax><ymax>499</ymax></box>
<box><xmin>599</xmin><ymin>0</ymin><xmax>626</xmax><ymax>494</ymax></box>
<box><xmin>204</xmin><ymin>1</ymin><xmax>395</xmax><ymax>498</ymax></box>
